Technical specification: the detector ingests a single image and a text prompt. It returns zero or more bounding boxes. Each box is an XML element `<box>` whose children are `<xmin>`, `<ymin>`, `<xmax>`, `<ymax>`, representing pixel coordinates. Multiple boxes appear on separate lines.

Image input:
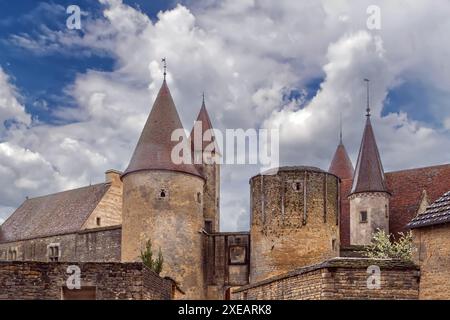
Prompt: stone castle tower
<box><xmin>190</xmin><ymin>98</ymin><xmax>220</xmax><ymax>233</ymax></box>
<box><xmin>249</xmin><ymin>167</ymin><xmax>340</xmax><ymax>283</ymax></box>
<box><xmin>121</xmin><ymin>79</ymin><xmax>219</xmax><ymax>299</ymax></box>
<box><xmin>349</xmin><ymin>110</ymin><xmax>390</xmax><ymax>245</ymax></box>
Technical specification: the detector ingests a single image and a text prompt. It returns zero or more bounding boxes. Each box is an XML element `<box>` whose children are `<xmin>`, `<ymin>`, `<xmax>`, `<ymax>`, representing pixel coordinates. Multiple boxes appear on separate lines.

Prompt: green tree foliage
<box><xmin>140</xmin><ymin>239</ymin><xmax>164</xmax><ymax>274</ymax></box>
<box><xmin>364</xmin><ymin>229</ymin><xmax>413</xmax><ymax>261</ymax></box>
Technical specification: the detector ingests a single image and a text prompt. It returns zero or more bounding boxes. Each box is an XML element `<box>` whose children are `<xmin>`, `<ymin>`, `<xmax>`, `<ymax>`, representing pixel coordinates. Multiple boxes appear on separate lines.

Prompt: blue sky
<box><xmin>0</xmin><ymin>1</ymin><xmax>177</xmax><ymax>124</ymax></box>
<box><xmin>1</xmin><ymin>0</ymin><xmax>450</xmax><ymax>230</ymax></box>
<box><xmin>0</xmin><ymin>0</ymin><xmax>433</xmax><ymax>128</ymax></box>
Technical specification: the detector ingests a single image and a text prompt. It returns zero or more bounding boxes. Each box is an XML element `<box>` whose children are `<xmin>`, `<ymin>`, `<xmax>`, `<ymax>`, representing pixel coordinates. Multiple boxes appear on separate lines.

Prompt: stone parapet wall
<box><xmin>0</xmin><ymin>261</ymin><xmax>172</xmax><ymax>300</ymax></box>
<box><xmin>232</xmin><ymin>258</ymin><xmax>419</xmax><ymax>300</ymax></box>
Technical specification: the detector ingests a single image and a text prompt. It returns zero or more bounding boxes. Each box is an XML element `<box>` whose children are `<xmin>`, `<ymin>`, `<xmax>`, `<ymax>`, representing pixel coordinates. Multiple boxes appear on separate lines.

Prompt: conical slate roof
<box><xmin>329</xmin><ymin>142</ymin><xmax>354</xmax><ymax>180</ymax></box>
<box><xmin>190</xmin><ymin>99</ymin><xmax>219</xmax><ymax>153</ymax></box>
<box><xmin>350</xmin><ymin>116</ymin><xmax>388</xmax><ymax>195</ymax></box>
<box><xmin>123</xmin><ymin>81</ymin><xmax>202</xmax><ymax>178</ymax></box>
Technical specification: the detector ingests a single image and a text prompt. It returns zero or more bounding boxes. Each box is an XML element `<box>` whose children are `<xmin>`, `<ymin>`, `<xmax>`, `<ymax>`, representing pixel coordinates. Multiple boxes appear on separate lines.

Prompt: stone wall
<box><xmin>201</xmin><ymin>163</ymin><xmax>220</xmax><ymax>233</ymax></box>
<box><xmin>250</xmin><ymin>167</ymin><xmax>340</xmax><ymax>283</ymax></box>
<box><xmin>204</xmin><ymin>232</ymin><xmax>250</xmax><ymax>299</ymax></box>
<box><xmin>232</xmin><ymin>258</ymin><xmax>419</xmax><ymax>300</ymax></box>
<box><xmin>349</xmin><ymin>192</ymin><xmax>389</xmax><ymax>245</ymax></box>
<box><xmin>412</xmin><ymin>224</ymin><xmax>450</xmax><ymax>299</ymax></box>
<box><xmin>0</xmin><ymin>261</ymin><xmax>172</xmax><ymax>300</ymax></box>
<box><xmin>0</xmin><ymin>226</ymin><xmax>121</xmax><ymax>262</ymax></box>
<box><xmin>82</xmin><ymin>170</ymin><xmax>123</xmax><ymax>229</ymax></box>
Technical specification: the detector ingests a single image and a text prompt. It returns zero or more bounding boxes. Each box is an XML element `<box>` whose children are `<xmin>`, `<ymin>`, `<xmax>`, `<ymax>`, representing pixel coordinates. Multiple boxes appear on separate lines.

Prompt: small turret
<box><xmin>190</xmin><ymin>95</ymin><xmax>220</xmax><ymax>233</ymax></box>
<box><xmin>349</xmin><ymin>80</ymin><xmax>390</xmax><ymax>245</ymax></box>
<box><xmin>329</xmin><ymin>122</ymin><xmax>354</xmax><ymax>180</ymax></box>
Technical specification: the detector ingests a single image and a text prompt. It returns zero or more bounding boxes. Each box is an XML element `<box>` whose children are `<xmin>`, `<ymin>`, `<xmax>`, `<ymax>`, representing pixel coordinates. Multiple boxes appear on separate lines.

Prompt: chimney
<box><xmin>105</xmin><ymin>169</ymin><xmax>122</xmax><ymax>184</ymax></box>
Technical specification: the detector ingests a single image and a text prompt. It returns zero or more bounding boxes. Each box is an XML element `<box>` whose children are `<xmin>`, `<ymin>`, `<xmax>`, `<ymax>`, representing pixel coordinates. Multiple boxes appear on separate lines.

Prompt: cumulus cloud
<box><xmin>0</xmin><ymin>67</ymin><xmax>31</xmax><ymax>135</ymax></box>
<box><xmin>1</xmin><ymin>0</ymin><xmax>450</xmax><ymax>230</ymax></box>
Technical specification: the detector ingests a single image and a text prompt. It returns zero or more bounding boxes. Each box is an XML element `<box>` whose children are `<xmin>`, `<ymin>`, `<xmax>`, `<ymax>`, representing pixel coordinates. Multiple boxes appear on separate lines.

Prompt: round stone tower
<box><xmin>249</xmin><ymin>166</ymin><xmax>340</xmax><ymax>283</ymax></box>
<box><xmin>121</xmin><ymin>80</ymin><xmax>205</xmax><ymax>299</ymax></box>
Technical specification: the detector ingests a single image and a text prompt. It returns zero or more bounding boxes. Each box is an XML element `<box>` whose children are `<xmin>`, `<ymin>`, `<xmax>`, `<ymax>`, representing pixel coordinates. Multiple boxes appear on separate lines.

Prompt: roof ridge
<box><xmin>386</xmin><ymin>163</ymin><xmax>450</xmax><ymax>174</ymax></box>
<box><xmin>24</xmin><ymin>182</ymin><xmax>109</xmax><ymax>201</ymax></box>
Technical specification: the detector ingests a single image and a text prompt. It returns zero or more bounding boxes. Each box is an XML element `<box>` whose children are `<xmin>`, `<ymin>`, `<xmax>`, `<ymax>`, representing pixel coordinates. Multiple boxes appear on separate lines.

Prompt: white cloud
<box><xmin>0</xmin><ymin>67</ymin><xmax>31</xmax><ymax>136</ymax></box>
<box><xmin>2</xmin><ymin>0</ymin><xmax>450</xmax><ymax>231</ymax></box>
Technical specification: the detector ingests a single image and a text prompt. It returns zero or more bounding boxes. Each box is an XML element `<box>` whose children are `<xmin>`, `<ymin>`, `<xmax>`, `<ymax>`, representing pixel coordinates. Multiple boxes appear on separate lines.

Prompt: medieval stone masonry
<box><xmin>1</xmin><ymin>78</ymin><xmax>450</xmax><ymax>300</ymax></box>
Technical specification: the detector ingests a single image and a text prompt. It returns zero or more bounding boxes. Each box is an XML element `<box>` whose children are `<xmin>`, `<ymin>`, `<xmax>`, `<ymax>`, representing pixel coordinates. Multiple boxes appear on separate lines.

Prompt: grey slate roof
<box><xmin>407</xmin><ymin>190</ymin><xmax>450</xmax><ymax>229</ymax></box>
<box><xmin>122</xmin><ymin>80</ymin><xmax>202</xmax><ymax>179</ymax></box>
<box><xmin>0</xmin><ymin>183</ymin><xmax>111</xmax><ymax>243</ymax></box>
<box><xmin>351</xmin><ymin>117</ymin><xmax>389</xmax><ymax>195</ymax></box>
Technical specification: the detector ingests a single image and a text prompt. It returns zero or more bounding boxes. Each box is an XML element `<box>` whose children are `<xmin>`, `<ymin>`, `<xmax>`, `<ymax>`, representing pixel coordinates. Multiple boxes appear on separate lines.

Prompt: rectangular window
<box><xmin>360</xmin><ymin>211</ymin><xmax>368</xmax><ymax>223</ymax></box>
<box><xmin>96</xmin><ymin>217</ymin><xmax>101</xmax><ymax>226</ymax></box>
<box><xmin>204</xmin><ymin>220</ymin><xmax>213</xmax><ymax>234</ymax></box>
<box><xmin>8</xmin><ymin>249</ymin><xmax>17</xmax><ymax>261</ymax></box>
<box><xmin>48</xmin><ymin>244</ymin><xmax>60</xmax><ymax>262</ymax></box>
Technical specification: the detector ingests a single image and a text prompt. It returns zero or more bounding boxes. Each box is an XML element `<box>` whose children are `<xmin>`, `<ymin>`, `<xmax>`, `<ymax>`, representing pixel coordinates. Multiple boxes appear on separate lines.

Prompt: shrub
<box><xmin>364</xmin><ymin>229</ymin><xmax>413</xmax><ymax>261</ymax></box>
<box><xmin>140</xmin><ymin>239</ymin><xmax>164</xmax><ymax>274</ymax></box>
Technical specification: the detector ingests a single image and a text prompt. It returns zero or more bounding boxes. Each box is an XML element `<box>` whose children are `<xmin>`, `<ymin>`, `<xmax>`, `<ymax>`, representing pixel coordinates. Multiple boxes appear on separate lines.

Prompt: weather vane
<box><xmin>162</xmin><ymin>57</ymin><xmax>167</xmax><ymax>81</ymax></box>
<box><xmin>364</xmin><ymin>78</ymin><xmax>370</xmax><ymax>117</ymax></box>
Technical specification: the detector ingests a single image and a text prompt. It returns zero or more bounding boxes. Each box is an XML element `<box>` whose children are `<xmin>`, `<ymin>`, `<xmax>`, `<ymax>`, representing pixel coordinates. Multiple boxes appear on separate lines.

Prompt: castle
<box><xmin>1</xmin><ymin>76</ymin><xmax>450</xmax><ymax>300</ymax></box>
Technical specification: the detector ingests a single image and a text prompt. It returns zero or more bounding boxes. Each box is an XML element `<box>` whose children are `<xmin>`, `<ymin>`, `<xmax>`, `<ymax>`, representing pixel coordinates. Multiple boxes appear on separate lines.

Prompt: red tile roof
<box><xmin>123</xmin><ymin>80</ymin><xmax>202</xmax><ymax>179</ymax></box>
<box><xmin>386</xmin><ymin>164</ymin><xmax>450</xmax><ymax>235</ymax></box>
<box><xmin>329</xmin><ymin>143</ymin><xmax>354</xmax><ymax>180</ymax></box>
<box><xmin>350</xmin><ymin>117</ymin><xmax>388</xmax><ymax>195</ymax></box>
<box><xmin>339</xmin><ymin>164</ymin><xmax>450</xmax><ymax>245</ymax></box>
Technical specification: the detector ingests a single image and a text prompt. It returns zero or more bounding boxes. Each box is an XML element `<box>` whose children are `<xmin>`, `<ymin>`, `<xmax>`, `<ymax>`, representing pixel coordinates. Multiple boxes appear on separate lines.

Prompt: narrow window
<box><xmin>293</xmin><ymin>182</ymin><xmax>301</xmax><ymax>192</ymax></box>
<box><xmin>197</xmin><ymin>192</ymin><xmax>202</xmax><ymax>204</ymax></box>
<box><xmin>205</xmin><ymin>220</ymin><xmax>213</xmax><ymax>233</ymax></box>
<box><xmin>385</xmin><ymin>204</ymin><xmax>388</xmax><ymax>218</ymax></box>
<box><xmin>158</xmin><ymin>189</ymin><xmax>168</xmax><ymax>199</ymax></box>
<box><xmin>48</xmin><ymin>244</ymin><xmax>60</xmax><ymax>262</ymax></box>
<box><xmin>360</xmin><ymin>211</ymin><xmax>368</xmax><ymax>223</ymax></box>
<box><xmin>332</xmin><ymin>239</ymin><xmax>337</xmax><ymax>251</ymax></box>
<box><xmin>96</xmin><ymin>217</ymin><xmax>101</xmax><ymax>226</ymax></box>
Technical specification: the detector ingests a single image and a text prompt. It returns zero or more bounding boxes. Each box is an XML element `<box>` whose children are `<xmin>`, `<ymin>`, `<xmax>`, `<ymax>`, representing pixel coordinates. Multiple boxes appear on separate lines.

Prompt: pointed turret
<box><xmin>348</xmin><ymin>79</ymin><xmax>390</xmax><ymax>246</ymax></box>
<box><xmin>350</xmin><ymin>116</ymin><xmax>388</xmax><ymax>195</ymax></box>
<box><xmin>190</xmin><ymin>96</ymin><xmax>221</xmax><ymax>233</ymax></box>
<box><xmin>123</xmin><ymin>80</ymin><xmax>201</xmax><ymax>178</ymax></box>
<box><xmin>329</xmin><ymin>122</ymin><xmax>354</xmax><ymax>180</ymax></box>
<box><xmin>190</xmin><ymin>95</ymin><xmax>219</xmax><ymax>155</ymax></box>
